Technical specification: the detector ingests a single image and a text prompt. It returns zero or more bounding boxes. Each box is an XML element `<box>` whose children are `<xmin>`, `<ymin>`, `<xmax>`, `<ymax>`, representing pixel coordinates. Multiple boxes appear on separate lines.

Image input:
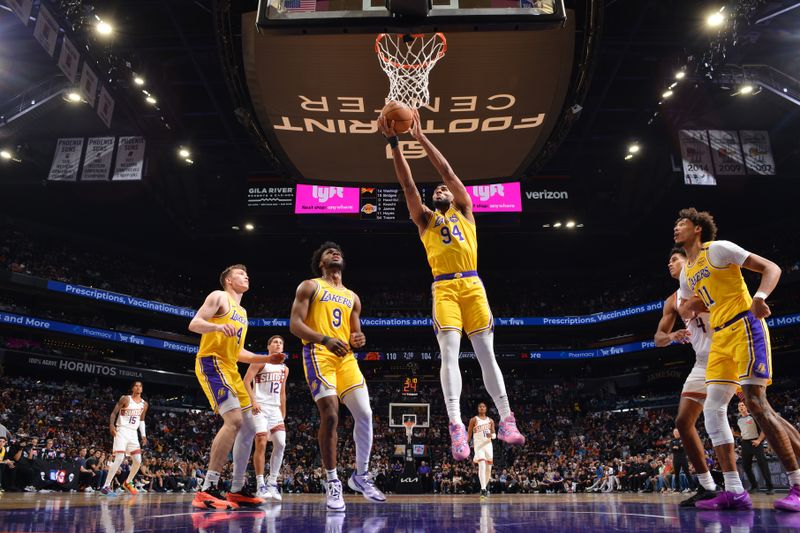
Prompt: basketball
<box><xmin>381</xmin><ymin>101</ymin><xmax>414</xmax><ymax>133</ymax></box>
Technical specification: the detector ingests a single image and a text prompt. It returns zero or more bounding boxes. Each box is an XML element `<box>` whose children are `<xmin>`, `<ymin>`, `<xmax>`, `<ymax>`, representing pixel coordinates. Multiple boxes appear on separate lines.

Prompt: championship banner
<box><xmin>57</xmin><ymin>35</ymin><xmax>81</xmax><ymax>84</ymax></box>
<box><xmin>7</xmin><ymin>0</ymin><xmax>34</xmax><ymax>26</ymax></box>
<box><xmin>740</xmin><ymin>130</ymin><xmax>776</xmax><ymax>175</ymax></box>
<box><xmin>48</xmin><ymin>138</ymin><xmax>84</xmax><ymax>181</ymax></box>
<box><xmin>97</xmin><ymin>86</ymin><xmax>115</xmax><ymax>128</ymax></box>
<box><xmin>80</xmin><ymin>137</ymin><xmax>115</xmax><ymax>181</ymax></box>
<box><xmin>112</xmin><ymin>137</ymin><xmax>146</xmax><ymax>180</ymax></box>
<box><xmin>33</xmin><ymin>4</ymin><xmax>59</xmax><ymax>57</ymax></box>
<box><xmin>678</xmin><ymin>130</ymin><xmax>716</xmax><ymax>186</ymax></box>
<box><xmin>80</xmin><ymin>63</ymin><xmax>99</xmax><ymax>107</ymax></box>
<box><xmin>708</xmin><ymin>130</ymin><xmax>745</xmax><ymax>175</ymax></box>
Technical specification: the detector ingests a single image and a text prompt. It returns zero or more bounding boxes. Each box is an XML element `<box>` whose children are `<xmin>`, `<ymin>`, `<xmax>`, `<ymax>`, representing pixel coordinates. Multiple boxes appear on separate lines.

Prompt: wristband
<box><xmin>754</xmin><ymin>291</ymin><xmax>768</xmax><ymax>301</ymax></box>
<box><xmin>138</xmin><ymin>421</ymin><xmax>146</xmax><ymax>438</ymax></box>
<box><xmin>386</xmin><ymin>135</ymin><xmax>399</xmax><ymax>149</ymax></box>
<box><xmin>321</xmin><ymin>335</ymin><xmax>331</xmax><ymax>345</ymax></box>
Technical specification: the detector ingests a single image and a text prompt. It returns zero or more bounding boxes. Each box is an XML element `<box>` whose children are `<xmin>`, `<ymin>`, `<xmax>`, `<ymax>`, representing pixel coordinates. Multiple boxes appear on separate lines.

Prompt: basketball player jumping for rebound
<box><xmin>467</xmin><ymin>402</ymin><xmax>496</xmax><ymax>499</ymax></box>
<box><xmin>290</xmin><ymin>242</ymin><xmax>386</xmax><ymax>511</ymax></box>
<box><xmin>100</xmin><ymin>381</ymin><xmax>148</xmax><ymax>496</ymax></box>
<box><xmin>675</xmin><ymin>208</ymin><xmax>800</xmax><ymax>511</ymax></box>
<box><xmin>654</xmin><ymin>248</ymin><xmax>719</xmax><ymax>506</ymax></box>
<box><xmin>243</xmin><ymin>334</ymin><xmax>288</xmax><ymax>501</ymax></box>
<box><xmin>378</xmin><ymin>110</ymin><xmax>524</xmax><ymax>461</ymax></box>
<box><xmin>189</xmin><ymin>264</ymin><xmax>281</xmax><ymax>510</ymax></box>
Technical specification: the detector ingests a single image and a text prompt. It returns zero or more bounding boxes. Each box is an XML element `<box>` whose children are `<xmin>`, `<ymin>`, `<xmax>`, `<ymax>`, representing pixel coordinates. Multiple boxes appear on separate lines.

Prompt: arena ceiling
<box><xmin>1</xmin><ymin>0</ymin><xmax>799</xmax><ymax>250</ymax></box>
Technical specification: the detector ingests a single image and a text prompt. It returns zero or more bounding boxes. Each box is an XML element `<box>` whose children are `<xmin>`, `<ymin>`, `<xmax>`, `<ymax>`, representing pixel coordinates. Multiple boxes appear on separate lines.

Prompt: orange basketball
<box><xmin>381</xmin><ymin>101</ymin><xmax>414</xmax><ymax>133</ymax></box>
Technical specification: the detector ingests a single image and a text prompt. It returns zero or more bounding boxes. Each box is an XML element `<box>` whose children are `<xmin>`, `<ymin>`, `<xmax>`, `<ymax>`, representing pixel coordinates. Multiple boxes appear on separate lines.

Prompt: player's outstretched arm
<box><xmin>409</xmin><ymin>109</ymin><xmax>473</xmax><ymax>218</ymax></box>
<box><xmin>349</xmin><ymin>293</ymin><xmax>366</xmax><ymax>350</ymax></box>
<box><xmin>654</xmin><ymin>294</ymin><xmax>689</xmax><ymax>347</ymax></box>
<box><xmin>188</xmin><ymin>291</ymin><xmax>234</xmax><ymax>336</ymax></box>
<box><xmin>243</xmin><ymin>363</ymin><xmax>264</xmax><ymax>414</ymax></box>
<box><xmin>289</xmin><ymin>280</ymin><xmax>349</xmax><ymax>356</ymax></box>
<box><xmin>237</xmin><ymin>348</ymin><xmax>280</xmax><ymax>365</ymax></box>
<box><xmin>742</xmin><ymin>253</ymin><xmax>781</xmax><ymax>319</ymax></box>
<box><xmin>378</xmin><ymin>115</ymin><xmax>432</xmax><ymax>232</ymax></box>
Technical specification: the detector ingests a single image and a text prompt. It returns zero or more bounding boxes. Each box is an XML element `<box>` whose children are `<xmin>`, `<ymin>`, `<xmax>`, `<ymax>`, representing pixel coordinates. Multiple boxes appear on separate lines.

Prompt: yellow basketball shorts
<box><xmin>706</xmin><ymin>311</ymin><xmax>772</xmax><ymax>386</ymax></box>
<box><xmin>195</xmin><ymin>355</ymin><xmax>251</xmax><ymax>414</ymax></box>
<box><xmin>431</xmin><ymin>276</ymin><xmax>494</xmax><ymax>337</ymax></box>
<box><xmin>302</xmin><ymin>344</ymin><xmax>366</xmax><ymax>402</ymax></box>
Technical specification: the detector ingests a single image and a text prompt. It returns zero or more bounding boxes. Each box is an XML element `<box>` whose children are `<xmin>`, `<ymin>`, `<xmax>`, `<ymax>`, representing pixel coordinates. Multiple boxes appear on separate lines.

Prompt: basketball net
<box><xmin>403</xmin><ymin>420</ymin><xmax>416</xmax><ymax>444</ymax></box>
<box><xmin>375</xmin><ymin>33</ymin><xmax>447</xmax><ymax>109</ymax></box>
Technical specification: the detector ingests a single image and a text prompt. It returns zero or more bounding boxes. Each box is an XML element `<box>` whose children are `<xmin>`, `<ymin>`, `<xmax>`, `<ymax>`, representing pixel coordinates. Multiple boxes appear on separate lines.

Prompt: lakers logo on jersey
<box><xmin>303</xmin><ymin>278</ymin><xmax>354</xmax><ymax>358</ymax></box>
<box><xmin>197</xmin><ymin>295</ymin><xmax>248</xmax><ymax>365</ymax></box>
<box><xmin>757</xmin><ymin>363</ymin><xmax>766</xmax><ymax>374</ymax></box>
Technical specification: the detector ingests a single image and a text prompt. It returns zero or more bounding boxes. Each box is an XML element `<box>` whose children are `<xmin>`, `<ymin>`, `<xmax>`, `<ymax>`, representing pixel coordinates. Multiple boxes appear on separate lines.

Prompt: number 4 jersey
<box><xmin>676</xmin><ymin>291</ymin><xmax>711</xmax><ymax>368</ymax></box>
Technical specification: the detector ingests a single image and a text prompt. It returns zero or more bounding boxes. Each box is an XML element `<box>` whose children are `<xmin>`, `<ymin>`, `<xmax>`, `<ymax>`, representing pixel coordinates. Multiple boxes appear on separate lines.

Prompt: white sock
<box><xmin>125</xmin><ymin>454</ymin><xmax>142</xmax><ymax>484</ymax></box>
<box><xmin>326</xmin><ymin>468</ymin><xmax>338</xmax><ymax>482</ymax></box>
<box><xmin>469</xmin><ymin>331</ymin><xmax>512</xmax><ymax>420</ymax></box>
<box><xmin>697</xmin><ymin>471</ymin><xmax>716</xmax><ymax>490</ymax></box>
<box><xmin>103</xmin><ymin>454</ymin><xmax>125</xmax><ymax>488</ymax></box>
<box><xmin>269</xmin><ymin>431</ymin><xmax>286</xmax><ymax>482</ymax></box>
<box><xmin>478</xmin><ymin>463</ymin><xmax>489</xmax><ymax>490</ymax></box>
<box><xmin>256</xmin><ymin>475</ymin><xmax>265</xmax><ymax>488</ymax></box>
<box><xmin>437</xmin><ymin>330</ymin><xmax>463</xmax><ymax>423</ymax></box>
<box><xmin>231</xmin><ymin>410</ymin><xmax>257</xmax><ymax>492</ymax></box>
<box><xmin>723</xmin><ymin>471</ymin><xmax>745</xmax><ymax>494</ymax></box>
<box><xmin>788</xmin><ymin>469</ymin><xmax>800</xmax><ymax>487</ymax></box>
<box><xmin>342</xmin><ymin>387</ymin><xmax>373</xmax><ymax>476</ymax></box>
<box><xmin>202</xmin><ymin>470</ymin><xmax>220</xmax><ymax>491</ymax></box>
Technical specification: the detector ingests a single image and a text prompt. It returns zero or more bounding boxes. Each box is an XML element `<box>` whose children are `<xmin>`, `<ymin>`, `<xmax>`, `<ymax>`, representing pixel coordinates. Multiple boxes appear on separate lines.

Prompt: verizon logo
<box><xmin>525</xmin><ymin>190</ymin><xmax>568</xmax><ymax>200</ymax></box>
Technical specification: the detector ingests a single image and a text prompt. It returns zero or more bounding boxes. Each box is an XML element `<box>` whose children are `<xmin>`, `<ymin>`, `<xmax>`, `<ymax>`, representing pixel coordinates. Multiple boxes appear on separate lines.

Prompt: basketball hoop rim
<box><xmin>375</xmin><ymin>32</ymin><xmax>447</xmax><ymax>70</ymax></box>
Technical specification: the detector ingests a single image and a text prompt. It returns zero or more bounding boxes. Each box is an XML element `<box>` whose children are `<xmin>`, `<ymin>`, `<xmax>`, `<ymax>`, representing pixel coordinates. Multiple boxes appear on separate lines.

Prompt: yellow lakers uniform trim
<box><xmin>684</xmin><ymin>242</ymin><xmax>772</xmax><ymax>386</ymax></box>
<box><xmin>301</xmin><ymin>279</ymin><xmax>365</xmax><ymax>401</ymax></box>
<box><xmin>195</xmin><ymin>294</ymin><xmax>251</xmax><ymax>412</ymax></box>
<box><xmin>420</xmin><ymin>207</ymin><xmax>477</xmax><ymax>278</ymax></box>
<box><xmin>421</xmin><ymin>207</ymin><xmax>493</xmax><ymax>336</ymax></box>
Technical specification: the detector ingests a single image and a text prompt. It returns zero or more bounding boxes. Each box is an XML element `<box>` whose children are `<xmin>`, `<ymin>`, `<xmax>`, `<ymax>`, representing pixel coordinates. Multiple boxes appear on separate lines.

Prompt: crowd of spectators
<box><xmin>2</xmin><ymin>373</ymin><xmax>797</xmax><ymax>496</ymax></box>
<box><xmin>4</xmin><ymin>221</ymin><xmax>798</xmax><ymax>320</ymax></box>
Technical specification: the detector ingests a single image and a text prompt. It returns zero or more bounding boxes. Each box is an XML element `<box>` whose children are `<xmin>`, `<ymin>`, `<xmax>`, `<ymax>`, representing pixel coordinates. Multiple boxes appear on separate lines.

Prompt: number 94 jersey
<box><xmin>421</xmin><ymin>207</ymin><xmax>478</xmax><ymax>277</ymax></box>
<box><xmin>303</xmin><ymin>278</ymin><xmax>354</xmax><ymax>358</ymax></box>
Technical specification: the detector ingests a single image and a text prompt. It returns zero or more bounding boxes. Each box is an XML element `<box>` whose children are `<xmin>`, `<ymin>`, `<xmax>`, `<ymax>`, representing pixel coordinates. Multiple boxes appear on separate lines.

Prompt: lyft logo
<box><xmin>472</xmin><ymin>184</ymin><xmax>505</xmax><ymax>201</ymax></box>
<box><xmin>312</xmin><ymin>186</ymin><xmax>345</xmax><ymax>203</ymax></box>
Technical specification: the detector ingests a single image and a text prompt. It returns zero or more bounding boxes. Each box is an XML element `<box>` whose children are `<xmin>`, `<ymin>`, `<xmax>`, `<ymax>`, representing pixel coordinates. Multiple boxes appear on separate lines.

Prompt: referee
<box><xmin>737</xmin><ymin>401</ymin><xmax>774</xmax><ymax>494</ymax></box>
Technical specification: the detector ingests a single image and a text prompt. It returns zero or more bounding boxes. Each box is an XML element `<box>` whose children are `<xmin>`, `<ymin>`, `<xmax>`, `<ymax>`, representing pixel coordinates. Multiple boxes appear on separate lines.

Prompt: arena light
<box><xmin>669</xmin><ymin>82</ymin><xmax>678</xmax><ymax>90</ymax></box>
<box><xmin>577</xmin><ymin>224</ymin><xmax>584</xmax><ymax>228</ymax></box>
<box><xmin>566</xmin><ymin>221</ymin><xmax>576</xmax><ymax>228</ymax></box>
<box><xmin>184</xmin><ymin>158</ymin><xmax>194</xmax><ymax>165</ymax></box>
<box><xmin>542</xmin><ymin>224</ymin><xmax>551</xmax><ymax>228</ymax></box>
<box><xmin>675</xmin><ymin>71</ymin><xmax>686</xmax><ymax>80</ymax></box>
<box><xmin>625</xmin><ymin>154</ymin><xmax>634</xmax><ymax>161</ymax></box>
<box><xmin>178</xmin><ymin>148</ymin><xmax>191</xmax><ymax>158</ymax></box>
<box><xmin>707</xmin><ymin>11</ymin><xmax>725</xmax><ymax>28</ymax></box>
<box><xmin>64</xmin><ymin>91</ymin><xmax>82</xmax><ymax>103</ymax></box>
<box><xmin>244</xmin><ymin>223</ymin><xmax>255</xmax><ymax>231</ymax></box>
<box><xmin>231</xmin><ymin>225</ymin><xmax>240</xmax><ymax>231</ymax></box>
<box><xmin>133</xmin><ymin>76</ymin><xmax>145</xmax><ymax>86</ymax></box>
<box><xmin>145</xmin><ymin>96</ymin><xmax>157</xmax><ymax>105</ymax></box>
<box><xmin>0</xmin><ymin>149</ymin><xmax>12</xmax><ymax>160</ymax></box>
<box><xmin>662</xmin><ymin>90</ymin><xmax>674</xmax><ymax>99</ymax></box>
<box><xmin>96</xmin><ymin>20</ymin><xmax>113</xmax><ymax>35</ymax></box>
<box><xmin>553</xmin><ymin>221</ymin><xmax>562</xmax><ymax>228</ymax></box>
<box><xmin>738</xmin><ymin>84</ymin><xmax>755</xmax><ymax>95</ymax></box>
<box><xmin>628</xmin><ymin>143</ymin><xmax>640</xmax><ymax>154</ymax></box>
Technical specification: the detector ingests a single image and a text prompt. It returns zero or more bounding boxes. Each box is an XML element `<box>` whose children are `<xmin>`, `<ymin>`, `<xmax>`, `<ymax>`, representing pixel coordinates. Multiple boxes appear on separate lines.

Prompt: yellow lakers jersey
<box><xmin>197</xmin><ymin>294</ymin><xmax>248</xmax><ymax>365</ymax></box>
<box><xmin>303</xmin><ymin>278</ymin><xmax>354</xmax><ymax>357</ymax></box>
<box><xmin>421</xmin><ymin>207</ymin><xmax>478</xmax><ymax>277</ymax></box>
<box><xmin>684</xmin><ymin>241</ymin><xmax>752</xmax><ymax>330</ymax></box>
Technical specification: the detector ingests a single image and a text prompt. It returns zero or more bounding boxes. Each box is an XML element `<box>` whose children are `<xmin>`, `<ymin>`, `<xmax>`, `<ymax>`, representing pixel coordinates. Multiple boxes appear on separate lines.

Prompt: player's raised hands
<box><xmin>409</xmin><ymin>109</ymin><xmax>422</xmax><ymax>140</ymax></box>
<box><xmin>350</xmin><ymin>331</ymin><xmax>366</xmax><ymax>349</ymax></box>
<box><xmin>377</xmin><ymin>114</ymin><xmax>397</xmax><ymax>138</ymax></box>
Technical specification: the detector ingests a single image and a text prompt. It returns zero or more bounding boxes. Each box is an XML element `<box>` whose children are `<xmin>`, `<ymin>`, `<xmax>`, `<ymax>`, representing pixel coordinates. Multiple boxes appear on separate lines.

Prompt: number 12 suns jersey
<box><xmin>254</xmin><ymin>363</ymin><xmax>287</xmax><ymax>407</ymax></box>
<box><xmin>117</xmin><ymin>396</ymin><xmax>145</xmax><ymax>431</ymax></box>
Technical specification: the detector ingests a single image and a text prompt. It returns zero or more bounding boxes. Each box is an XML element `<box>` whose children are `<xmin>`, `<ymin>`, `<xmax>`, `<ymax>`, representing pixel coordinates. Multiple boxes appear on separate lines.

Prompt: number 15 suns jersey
<box><xmin>117</xmin><ymin>396</ymin><xmax>145</xmax><ymax>431</ymax></box>
<box><xmin>303</xmin><ymin>278</ymin><xmax>354</xmax><ymax>358</ymax></box>
<box><xmin>197</xmin><ymin>294</ymin><xmax>248</xmax><ymax>366</ymax></box>
<box><xmin>421</xmin><ymin>207</ymin><xmax>478</xmax><ymax>277</ymax></box>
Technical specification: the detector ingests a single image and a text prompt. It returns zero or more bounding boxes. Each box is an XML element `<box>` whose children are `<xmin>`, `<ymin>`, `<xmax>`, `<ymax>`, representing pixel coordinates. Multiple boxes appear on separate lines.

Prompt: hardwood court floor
<box><xmin>0</xmin><ymin>491</ymin><xmax>797</xmax><ymax>531</ymax></box>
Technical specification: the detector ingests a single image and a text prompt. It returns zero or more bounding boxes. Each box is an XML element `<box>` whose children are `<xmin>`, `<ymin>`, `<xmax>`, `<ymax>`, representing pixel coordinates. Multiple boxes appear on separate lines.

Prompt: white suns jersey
<box><xmin>473</xmin><ymin>417</ymin><xmax>493</xmax><ymax>447</ymax></box>
<box><xmin>117</xmin><ymin>396</ymin><xmax>145</xmax><ymax>431</ymax></box>
<box><xmin>254</xmin><ymin>363</ymin><xmax>287</xmax><ymax>407</ymax></box>
<box><xmin>676</xmin><ymin>291</ymin><xmax>711</xmax><ymax>368</ymax></box>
